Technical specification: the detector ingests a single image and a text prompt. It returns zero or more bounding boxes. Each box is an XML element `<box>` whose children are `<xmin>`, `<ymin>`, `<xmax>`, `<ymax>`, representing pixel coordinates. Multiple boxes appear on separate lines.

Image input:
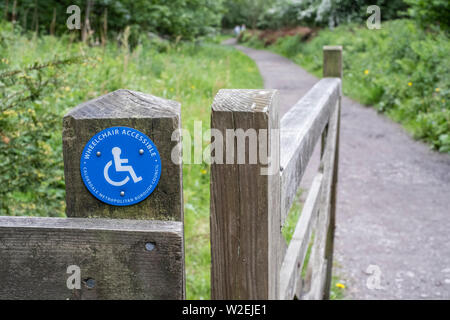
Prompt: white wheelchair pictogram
<box><xmin>104</xmin><ymin>147</ymin><xmax>143</xmax><ymax>187</ymax></box>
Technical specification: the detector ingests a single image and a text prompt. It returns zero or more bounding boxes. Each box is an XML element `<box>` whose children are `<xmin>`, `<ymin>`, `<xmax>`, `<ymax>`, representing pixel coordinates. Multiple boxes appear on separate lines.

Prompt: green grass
<box><xmin>281</xmin><ymin>189</ymin><xmax>303</xmax><ymax>244</ymax></box>
<box><xmin>0</xmin><ymin>23</ymin><xmax>263</xmax><ymax>299</ymax></box>
<box><xmin>240</xmin><ymin>19</ymin><xmax>450</xmax><ymax>152</ymax></box>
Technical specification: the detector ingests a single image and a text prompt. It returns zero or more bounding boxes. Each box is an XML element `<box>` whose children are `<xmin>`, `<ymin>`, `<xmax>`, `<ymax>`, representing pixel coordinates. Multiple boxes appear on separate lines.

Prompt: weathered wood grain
<box><xmin>209</xmin><ymin>46</ymin><xmax>342</xmax><ymax>301</ymax></box>
<box><xmin>323</xmin><ymin>46</ymin><xmax>343</xmax><ymax>79</ymax></box>
<box><xmin>210</xmin><ymin>89</ymin><xmax>282</xmax><ymax>299</ymax></box>
<box><xmin>63</xmin><ymin>89</ymin><xmax>183</xmax><ymax>221</ymax></box>
<box><xmin>279</xmin><ymin>172</ymin><xmax>323</xmax><ymax>299</ymax></box>
<box><xmin>0</xmin><ymin>216</ymin><xmax>184</xmax><ymax>300</ymax></box>
<box><xmin>280</xmin><ymin>78</ymin><xmax>341</xmax><ymax>225</ymax></box>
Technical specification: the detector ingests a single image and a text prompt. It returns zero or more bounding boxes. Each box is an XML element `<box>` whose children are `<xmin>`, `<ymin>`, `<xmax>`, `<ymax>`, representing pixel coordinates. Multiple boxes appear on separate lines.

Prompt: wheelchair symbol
<box><xmin>103</xmin><ymin>147</ymin><xmax>142</xmax><ymax>187</ymax></box>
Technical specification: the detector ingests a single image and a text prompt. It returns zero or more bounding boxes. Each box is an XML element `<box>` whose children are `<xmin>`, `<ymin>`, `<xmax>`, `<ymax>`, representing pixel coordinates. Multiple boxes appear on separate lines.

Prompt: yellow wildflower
<box><xmin>364</xmin><ymin>69</ymin><xmax>369</xmax><ymax>75</ymax></box>
<box><xmin>201</xmin><ymin>169</ymin><xmax>207</xmax><ymax>174</ymax></box>
<box><xmin>191</xmin><ymin>85</ymin><xmax>196</xmax><ymax>90</ymax></box>
<box><xmin>336</xmin><ymin>283</ymin><xmax>345</xmax><ymax>289</ymax></box>
<box><xmin>408</xmin><ymin>82</ymin><xmax>412</xmax><ymax>87</ymax></box>
<box><xmin>435</xmin><ymin>88</ymin><xmax>440</xmax><ymax>92</ymax></box>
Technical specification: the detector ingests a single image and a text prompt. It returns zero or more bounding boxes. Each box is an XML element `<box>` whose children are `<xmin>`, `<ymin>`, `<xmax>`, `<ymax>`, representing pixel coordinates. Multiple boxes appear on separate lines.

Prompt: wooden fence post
<box><xmin>323</xmin><ymin>46</ymin><xmax>343</xmax><ymax>79</ymax></box>
<box><xmin>63</xmin><ymin>89</ymin><xmax>183</xmax><ymax>221</ymax></box>
<box><xmin>210</xmin><ymin>89</ymin><xmax>281</xmax><ymax>299</ymax></box>
<box><xmin>63</xmin><ymin>89</ymin><xmax>185</xmax><ymax>297</ymax></box>
<box><xmin>0</xmin><ymin>89</ymin><xmax>185</xmax><ymax>300</ymax></box>
<box><xmin>322</xmin><ymin>46</ymin><xmax>342</xmax><ymax>299</ymax></box>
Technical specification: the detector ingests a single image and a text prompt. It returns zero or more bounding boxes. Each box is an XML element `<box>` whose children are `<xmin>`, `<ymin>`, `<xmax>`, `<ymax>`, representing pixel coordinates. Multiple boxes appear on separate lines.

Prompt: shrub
<box><xmin>0</xmin><ymin>24</ymin><xmax>83</xmax><ymax>216</ymax></box>
<box><xmin>405</xmin><ymin>0</ymin><xmax>450</xmax><ymax>31</ymax></box>
<box><xmin>255</xmin><ymin>0</ymin><xmax>409</xmax><ymax>29</ymax></box>
<box><xmin>241</xmin><ymin>19</ymin><xmax>450</xmax><ymax>152</ymax></box>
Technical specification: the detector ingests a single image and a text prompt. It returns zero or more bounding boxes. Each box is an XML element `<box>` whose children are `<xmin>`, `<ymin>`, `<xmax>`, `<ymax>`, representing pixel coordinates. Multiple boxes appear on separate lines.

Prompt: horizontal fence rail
<box><xmin>0</xmin><ymin>217</ymin><xmax>183</xmax><ymax>299</ymax></box>
<box><xmin>210</xmin><ymin>46</ymin><xmax>342</xmax><ymax>300</ymax></box>
<box><xmin>280</xmin><ymin>78</ymin><xmax>341</xmax><ymax>225</ymax></box>
<box><xmin>279</xmin><ymin>78</ymin><xmax>341</xmax><ymax>299</ymax></box>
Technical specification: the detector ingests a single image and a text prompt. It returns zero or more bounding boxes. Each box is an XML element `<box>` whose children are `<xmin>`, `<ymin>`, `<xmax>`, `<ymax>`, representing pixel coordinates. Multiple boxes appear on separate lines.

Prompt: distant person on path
<box><xmin>241</xmin><ymin>24</ymin><xmax>246</xmax><ymax>33</ymax></box>
<box><xmin>234</xmin><ymin>25</ymin><xmax>241</xmax><ymax>37</ymax></box>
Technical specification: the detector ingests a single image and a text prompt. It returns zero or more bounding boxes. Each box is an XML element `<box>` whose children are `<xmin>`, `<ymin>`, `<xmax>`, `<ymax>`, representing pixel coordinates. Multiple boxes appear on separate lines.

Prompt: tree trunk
<box><xmin>101</xmin><ymin>8</ymin><xmax>108</xmax><ymax>46</ymax></box>
<box><xmin>4</xmin><ymin>0</ymin><xmax>9</xmax><ymax>20</ymax></box>
<box><xmin>50</xmin><ymin>8</ymin><xmax>56</xmax><ymax>35</ymax></box>
<box><xmin>11</xmin><ymin>0</ymin><xmax>17</xmax><ymax>24</ymax></box>
<box><xmin>23</xmin><ymin>8</ymin><xmax>29</xmax><ymax>30</ymax></box>
<box><xmin>32</xmin><ymin>0</ymin><xmax>39</xmax><ymax>35</ymax></box>
<box><xmin>82</xmin><ymin>0</ymin><xmax>93</xmax><ymax>43</ymax></box>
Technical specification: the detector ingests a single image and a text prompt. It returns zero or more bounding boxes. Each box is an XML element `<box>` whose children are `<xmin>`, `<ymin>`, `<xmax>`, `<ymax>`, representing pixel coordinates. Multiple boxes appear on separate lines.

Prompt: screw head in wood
<box><xmin>120</xmin><ymin>191</ymin><xmax>125</xmax><ymax>197</ymax></box>
<box><xmin>96</xmin><ymin>151</ymin><xmax>101</xmax><ymax>157</ymax></box>
<box><xmin>85</xmin><ymin>278</ymin><xmax>96</xmax><ymax>289</ymax></box>
<box><xmin>145</xmin><ymin>242</ymin><xmax>155</xmax><ymax>251</ymax></box>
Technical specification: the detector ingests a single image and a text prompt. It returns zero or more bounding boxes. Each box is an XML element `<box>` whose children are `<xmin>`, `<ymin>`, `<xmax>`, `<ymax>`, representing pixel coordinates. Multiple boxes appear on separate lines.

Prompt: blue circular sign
<box><xmin>80</xmin><ymin>126</ymin><xmax>161</xmax><ymax>206</ymax></box>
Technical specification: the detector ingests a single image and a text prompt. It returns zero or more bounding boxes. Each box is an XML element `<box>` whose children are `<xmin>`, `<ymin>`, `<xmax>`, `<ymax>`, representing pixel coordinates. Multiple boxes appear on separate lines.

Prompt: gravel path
<box><xmin>226</xmin><ymin>39</ymin><xmax>450</xmax><ymax>299</ymax></box>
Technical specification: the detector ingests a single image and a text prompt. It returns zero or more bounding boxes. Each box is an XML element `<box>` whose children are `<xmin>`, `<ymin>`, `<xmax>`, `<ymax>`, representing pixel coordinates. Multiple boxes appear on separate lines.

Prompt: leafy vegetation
<box><xmin>0</xmin><ymin>22</ymin><xmax>262</xmax><ymax>299</ymax></box>
<box><xmin>222</xmin><ymin>0</ymin><xmax>276</xmax><ymax>29</ymax></box>
<box><xmin>223</xmin><ymin>0</ymin><xmax>408</xmax><ymax>30</ymax></box>
<box><xmin>1</xmin><ymin>0</ymin><xmax>224</xmax><ymax>41</ymax></box>
<box><xmin>405</xmin><ymin>0</ymin><xmax>450</xmax><ymax>31</ymax></box>
<box><xmin>240</xmin><ymin>19</ymin><xmax>450</xmax><ymax>152</ymax></box>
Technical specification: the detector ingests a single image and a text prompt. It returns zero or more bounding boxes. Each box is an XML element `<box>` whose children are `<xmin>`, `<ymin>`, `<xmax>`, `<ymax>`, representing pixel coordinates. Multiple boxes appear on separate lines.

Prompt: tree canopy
<box><xmin>1</xmin><ymin>0</ymin><xmax>225</xmax><ymax>40</ymax></box>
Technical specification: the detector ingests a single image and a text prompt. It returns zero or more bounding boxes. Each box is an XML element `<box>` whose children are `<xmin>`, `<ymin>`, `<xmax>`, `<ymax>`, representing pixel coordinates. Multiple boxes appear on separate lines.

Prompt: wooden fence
<box><xmin>0</xmin><ymin>90</ymin><xmax>185</xmax><ymax>299</ymax></box>
<box><xmin>210</xmin><ymin>46</ymin><xmax>342</xmax><ymax>299</ymax></box>
<box><xmin>0</xmin><ymin>45</ymin><xmax>340</xmax><ymax>301</ymax></box>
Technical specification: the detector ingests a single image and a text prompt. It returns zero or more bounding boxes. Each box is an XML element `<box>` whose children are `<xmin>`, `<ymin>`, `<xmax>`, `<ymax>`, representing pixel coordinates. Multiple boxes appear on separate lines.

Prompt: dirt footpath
<box><xmin>226</xmin><ymin>39</ymin><xmax>450</xmax><ymax>299</ymax></box>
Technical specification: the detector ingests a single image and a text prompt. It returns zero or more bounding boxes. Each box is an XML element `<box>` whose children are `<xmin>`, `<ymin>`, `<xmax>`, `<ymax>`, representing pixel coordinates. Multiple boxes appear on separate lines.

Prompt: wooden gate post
<box><xmin>62</xmin><ymin>89</ymin><xmax>185</xmax><ymax>298</ymax></box>
<box><xmin>322</xmin><ymin>46</ymin><xmax>342</xmax><ymax>299</ymax></box>
<box><xmin>0</xmin><ymin>89</ymin><xmax>185</xmax><ymax>300</ymax></box>
<box><xmin>210</xmin><ymin>46</ymin><xmax>342</xmax><ymax>301</ymax></box>
<box><xmin>210</xmin><ymin>89</ymin><xmax>281</xmax><ymax>299</ymax></box>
